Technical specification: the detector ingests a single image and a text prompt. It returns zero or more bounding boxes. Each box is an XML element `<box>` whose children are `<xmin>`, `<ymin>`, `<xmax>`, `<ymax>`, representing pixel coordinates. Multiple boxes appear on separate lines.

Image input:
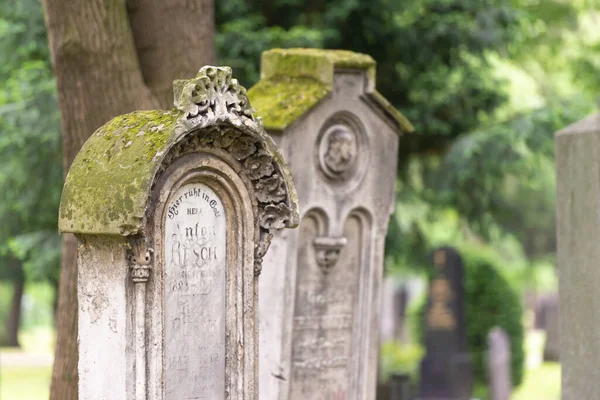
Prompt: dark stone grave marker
<box><xmin>418</xmin><ymin>247</ymin><xmax>472</xmax><ymax>400</ymax></box>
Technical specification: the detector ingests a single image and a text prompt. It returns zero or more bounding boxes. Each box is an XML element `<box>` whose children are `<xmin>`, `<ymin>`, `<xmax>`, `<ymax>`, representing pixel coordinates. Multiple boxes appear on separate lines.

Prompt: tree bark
<box><xmin>4</xmin><ymin>273</ymin><xmax>24</xmax><ymax>348</ymax></box>
<box><xmin>42</xmin><ymin>1</ymin><xmax>215</xmax><ymax>398</ymax></box>
<box><xmin>127</xmin><ymin>0</ymin><xmax>215</xmax><ymax>108</ymax></box>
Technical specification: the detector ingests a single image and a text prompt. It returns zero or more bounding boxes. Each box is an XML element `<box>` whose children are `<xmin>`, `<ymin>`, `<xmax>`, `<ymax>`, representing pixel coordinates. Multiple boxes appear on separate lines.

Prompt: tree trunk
<box><xmin>4</xmin><ymin>274</ymin><xmax>25</xmax><ymax>348</ymax></box>
<box><xmin>42</xmin><ymin>1</ymin><xmax>215</xmax><ymax>398</ymax></box>
<box><xmin>127</xmin><ymin>0</ymin><xmax>216</xmax><ymax>108</ymax></box>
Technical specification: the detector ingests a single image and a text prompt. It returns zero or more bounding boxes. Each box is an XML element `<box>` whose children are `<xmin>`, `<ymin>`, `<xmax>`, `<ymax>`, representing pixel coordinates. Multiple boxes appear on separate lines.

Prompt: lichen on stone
<box><xmin>248</xmin><ymin>77</ymin><xmax>330</xmax><ymax>132</ymax></box>
<box><xmin>248</xmin><ymin>48</ymin><xmax>413</xmax><ymax>133</ymax></box>
<box><xmin>260</xmin><ymin>48</ymin><xmax>376</xmax><ymax>85</ymax></box>
<box><xmin>59</xmin><ymin>65</ymin><xmax>300</xmax><ymax>237</ymax></box>
<box><xmin>59</xmin><ymin>110</ymin><xmax>182</xmax><ymax>235</ymax></box>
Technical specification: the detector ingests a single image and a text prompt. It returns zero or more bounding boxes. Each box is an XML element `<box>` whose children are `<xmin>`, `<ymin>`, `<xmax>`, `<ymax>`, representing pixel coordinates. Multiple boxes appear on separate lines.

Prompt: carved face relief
<box><xmin>316</xmin><ymin>113</ymin><xmax>368</xmax><ymax>188</ymax></box>
<box><xmin>324</xmin><ymin>128</ymin><xmax>357</xmax><ymax>173</ymax></box>
<box><xmin>319</xmin><ymin>125</ymin><xmax>358</xmax><ymax>180</ymax></box>
<box><xmin>313</xmin><ymin>237</ymin><xmax>348</xmax><ymax>274</ymax></box>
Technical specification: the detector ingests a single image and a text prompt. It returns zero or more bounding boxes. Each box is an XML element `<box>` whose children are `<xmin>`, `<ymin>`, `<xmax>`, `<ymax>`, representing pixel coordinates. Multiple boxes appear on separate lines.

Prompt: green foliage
<box><xmin>379</xmin><ymin>341</ymin><xmax>424</xmax><ymax>384</ymax></box>
<box><xmin>386</xmin><ymin>95</ymin><xmax>595</xmax><ymax>274</ymax></box>
<box><xmin>462</xmin><ymin>245</ymin><xmax>525</xmax><ymax>391</ymax></box>
<box><xmin>216</xmin><ymin>0</ymin><xmax>599</xmax><ymax>273</ymax></box>
<box><xmin>217</xmin><ymin>0</ymin><xmax>523</xmax><ymax>150</ymax></box>
<box><xmin>0</xmin><ymin>0</ymin><xmax>61</xmax><ymax>283</ymax></box>
<box><xmin>416</xmin><ymin>246</ymin><xmax>525</xmax><ymax>394</ymax></box>
<box><xmin>436</xmin><ymin>97</ymin><xmax>594</xmax><ymax>260</ymax></box>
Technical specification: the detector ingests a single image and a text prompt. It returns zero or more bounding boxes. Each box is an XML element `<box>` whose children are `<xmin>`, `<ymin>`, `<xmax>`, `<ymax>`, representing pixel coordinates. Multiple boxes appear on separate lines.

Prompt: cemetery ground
<box><xmin>0</xmin><ymin>283</ymin><xmax>559</xmax><ymax>399</ymax></box>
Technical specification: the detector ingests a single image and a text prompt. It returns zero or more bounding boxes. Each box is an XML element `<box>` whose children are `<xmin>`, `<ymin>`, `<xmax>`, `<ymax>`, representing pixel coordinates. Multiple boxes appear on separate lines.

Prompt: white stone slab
<box><xmin>164</xmin><ymin>182</ymin><xmax>226</xmax><ymax>400</ymax></box>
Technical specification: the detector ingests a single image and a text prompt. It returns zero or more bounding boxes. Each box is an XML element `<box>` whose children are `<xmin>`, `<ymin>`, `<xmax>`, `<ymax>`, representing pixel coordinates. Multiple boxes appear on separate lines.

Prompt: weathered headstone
<box><xmin>248</xmin><ymin>48</ymin><xmax>413</xmax><ymax>399</ymax></box>
<box><xmin>395</xmin><ymin>284</ymin><xmax>410</xmax><ymax>343</ymax></box>
<box><xmin>542</xmin><ymin>294</ymin><xmax>560</xmax><ymax>362</ymax></box>
<box><xmin>382</xmin><ymin>279</ymin><xmax>410</xmax><ymax>344</ymax></box>
<box><xmin>487</xmin><ymin>327</ymin><xmax>511</xmax><ymax>400</ymax></box>
<box><xmin>58</xmin><ymin>66</ymin><xmax>299</xmax><ymax>399</ymax></box>
<box><xmin>389</xmin><ymin>373</ymin><xmax>412</xmax><ymax>400</ymax></box>
<box><xmin>555</xmin><ymin>113</ymin><xmax>600</xmax><ymax>399</ymax></box>
<box><xmin>418</xmin><ymin>247</ymin><xmax>472</xmax><ymax>400</ymax></box>
<box><xmin>381</xmin><ymin>277</ymin><xmax>399</xmax><ymax>343</ymax></box>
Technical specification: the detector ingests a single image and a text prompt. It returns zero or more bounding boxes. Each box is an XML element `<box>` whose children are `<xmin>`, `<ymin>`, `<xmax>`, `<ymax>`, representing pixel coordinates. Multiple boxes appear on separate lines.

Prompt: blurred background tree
<box><xmin>215</xmin><ymin>0</ymin><xmax>599</xmax><ymax>280</ymax></box>
<box><xmin>0</xmin><ymin>0</ymin><xmax>61</xmax><ymax>347</ymax></box>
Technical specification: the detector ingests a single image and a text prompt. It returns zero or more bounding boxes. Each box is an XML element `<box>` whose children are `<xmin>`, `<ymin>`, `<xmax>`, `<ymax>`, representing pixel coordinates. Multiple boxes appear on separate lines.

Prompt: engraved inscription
<box><xmin>427</xmin><ymin>278</ymin><xmax>456</xmax><ymax>330</ymax></box>
<box><xmin>289</xmin><ymin>216</ymin><xmax>362</xmax><ymax>399</ymax></box>
<box><xmin>165</xmin><ymin>183</ymin><xmax>226</xmax><ymax>400</ymax></box>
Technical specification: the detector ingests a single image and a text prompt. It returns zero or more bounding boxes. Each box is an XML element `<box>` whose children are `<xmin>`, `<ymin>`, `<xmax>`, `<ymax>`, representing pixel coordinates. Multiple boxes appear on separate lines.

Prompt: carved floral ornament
<box><xmin>154</xmin><ymin>66</ymin><xmax>299</xmax><ymax>277</ymax></box>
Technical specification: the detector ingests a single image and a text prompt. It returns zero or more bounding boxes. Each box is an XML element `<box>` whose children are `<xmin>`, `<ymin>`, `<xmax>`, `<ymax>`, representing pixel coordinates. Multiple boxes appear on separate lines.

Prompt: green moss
<box><xmin>58</xmin><ymin>109</ymin><xmax>182</xmax><ymax>235</ymax></box>
<box><xmin>261</xmin><ymin>48</ymin><xmax>375</xmax><ymax>85</ymax></box>
<box><xmin>58</xmin><ymin>65</ymin><xmax>301</xmax><ymax>236</ymax></box>
<box><xmin>248</xmin><ymin>77</ymin><xmax>330</xmax><ymax>132</ymax></box>
<box><xmin>251</xmin><ymin>48</ymin><xmax>412</xmax><ymax>134</ymax></box>
<box><xmin>371</xmin><ymin>90</ymin><xmax>415</xmax><ymax>133</ymax></box>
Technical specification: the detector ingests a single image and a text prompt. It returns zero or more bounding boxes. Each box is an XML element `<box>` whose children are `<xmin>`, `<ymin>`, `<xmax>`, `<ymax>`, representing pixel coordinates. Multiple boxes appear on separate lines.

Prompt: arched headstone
<box><xmin>59</xmin><ymin>66</ymin><xmax>298</xmax><ymax>400</ymax></box>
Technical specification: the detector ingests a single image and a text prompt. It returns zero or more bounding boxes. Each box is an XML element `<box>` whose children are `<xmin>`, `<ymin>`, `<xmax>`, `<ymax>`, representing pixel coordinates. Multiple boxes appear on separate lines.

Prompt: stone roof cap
<box><xmin>248</xmin><ymin>48</ymin><xmax>414</xmax><ymax>134</ymax></box>
<box><xmin>556</xmin><ymin>112</ymin><xmax>600</xmax><ymax>136</ymax></box>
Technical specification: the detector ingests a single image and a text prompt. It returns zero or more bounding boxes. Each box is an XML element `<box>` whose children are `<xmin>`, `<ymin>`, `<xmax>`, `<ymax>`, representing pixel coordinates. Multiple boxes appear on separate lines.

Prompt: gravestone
<box><xmin>395</xmin><ymin>285</ymin><xmax>410</xmax><ymax>343</ymax></box>
<box><xmin>248</xmin><ymin>48</ymin><xmax>413</xmax><ymax>399</ymax></box>
<box><xmin>382</xmin><ymin>279</ymin><xmax>410</xmax><ymax>343</ymax></box>
<box><xmin>487</xmin><ymin>327</ymin><xmax>511</xmax><ymax>400</ymax></box>
<box><xmin>418</xmin><ymin>247</ymin><xmax>472</xmax><ymax>400</ymax></box>
<box><xmin>381</xmin><ymin>277</ymin><xmax>399</xmax><ymax>343</ymax></box>
<box><xmin>542</xmin><ymin>294</ymin><xmax>560</xmax><ymax>362</ymax></box>
<box><xmin>555</xmin><ymin>113</ymin><xmax>600</xmax><ymax>399</ymax></box>
<box><xmin>58</xmin><ymin>66</ymin><xmax>299</xmax><ymax>399</ymax></box>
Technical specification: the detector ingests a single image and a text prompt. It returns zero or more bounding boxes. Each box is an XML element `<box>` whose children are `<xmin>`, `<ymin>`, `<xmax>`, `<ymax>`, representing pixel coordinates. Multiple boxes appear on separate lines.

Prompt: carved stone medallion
<box><xmin>318</xmin><ymin>124</ymin><xmax>358</xmax><ymax>180</ymax></box>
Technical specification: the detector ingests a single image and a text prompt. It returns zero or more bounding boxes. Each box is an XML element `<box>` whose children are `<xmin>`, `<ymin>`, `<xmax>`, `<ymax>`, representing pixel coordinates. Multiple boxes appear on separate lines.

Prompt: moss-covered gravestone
<box><xmin>248</xmin><ymin>49</ymin><xmax>413</xmax><ymax>400</ymax></box>
<box><xmin>58</xmin><ymin>66</ymin><xmax>298</xmax><ymax>400</ymax></box>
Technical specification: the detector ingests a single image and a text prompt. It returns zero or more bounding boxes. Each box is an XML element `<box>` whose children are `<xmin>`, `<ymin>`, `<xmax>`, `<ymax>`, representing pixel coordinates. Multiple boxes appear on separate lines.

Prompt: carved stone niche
<box><xmin>249</xmin><ymin>49</ymin><xmax>413</xmax><ymax>400</ymax></box>
<box><xmin>58</xmin><ymin>66</ymin><xmax>298</xmax><ymax>400</ymax></box>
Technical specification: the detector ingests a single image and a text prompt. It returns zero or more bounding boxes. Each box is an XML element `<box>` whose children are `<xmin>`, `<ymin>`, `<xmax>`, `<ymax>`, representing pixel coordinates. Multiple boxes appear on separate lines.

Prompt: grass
<box><xmin>0</xmin><ymin>326</ymin><xmax>54</xmax><ymax>400</ymax></box>
<box><xmin>0</xmin><ymin>366</ymin><xmax>51</xmax><ymax>400</ymax></box>
<box><xmin>0</xmin><ymin>301</ymin><xmax>561</xmax><ymax>399</ymax></box>
<box><xmin>512</xmin><ymin>362</ymin><xmax>561</xmax><ymax>400</ymax></box>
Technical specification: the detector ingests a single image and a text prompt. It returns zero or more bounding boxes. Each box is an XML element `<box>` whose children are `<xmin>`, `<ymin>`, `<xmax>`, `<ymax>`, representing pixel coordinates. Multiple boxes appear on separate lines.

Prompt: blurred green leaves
<box><xmin>0</xmin><ymin>0</ymin><xmax>61</xmax><ymax>284</ymax></box>
<box><xmin>0</xmin><ymin>0</ymin><xmax>597</xmax><ymax>288</ymax></box>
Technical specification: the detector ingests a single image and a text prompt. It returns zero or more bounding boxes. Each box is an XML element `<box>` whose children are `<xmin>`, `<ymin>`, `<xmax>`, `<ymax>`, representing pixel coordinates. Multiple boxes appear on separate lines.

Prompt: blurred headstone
<box><xmin>487</xmin><ymin>327</ymin><xmax>511</xmax><ymax>400</ymax></box>
<box><xmin>556</xmin><ymin>113</ymin><xmax>600</xmax><ymax>398</ymax></box>
<box><xmin>382</xmin><ymin>277</ymin><xmax>399</xmax><ymax>343</ymax></box>
<box><xmin>534</xmin><ymin>295</ymin><xmax>547</xmax><ymax>330</ymax></box>
<box><xmin>249</xmin><ymin>48</ymin><xmax>414</xmax><ymax>400</ymax></box>
<box><xmin>418</xmin><ymin>247</ymin><xmax>472</xmax><ymax>400</ymax></box>
<box><xmin>543</xmin><ymin>295</ymin><xmax>560</xmax><ymax>362</ymax></box>
<box><xmin>58</xmin><ymin>66</ymin><xmax>298</xmax><ymax>399</ymax></box>
<box><xmin>389</xmin><ymin>373</ymin><xmax>412</xmax><ymax>400</ymax></box>
<box><xmin>382</xmin><ymin>278</ymin><xmax>409</xmax><ymax>343</ymax></box>
<box><xmin>395</xmin><ymin>284</ymin><xmax>410</xmax><ymax>342</ymax></box>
